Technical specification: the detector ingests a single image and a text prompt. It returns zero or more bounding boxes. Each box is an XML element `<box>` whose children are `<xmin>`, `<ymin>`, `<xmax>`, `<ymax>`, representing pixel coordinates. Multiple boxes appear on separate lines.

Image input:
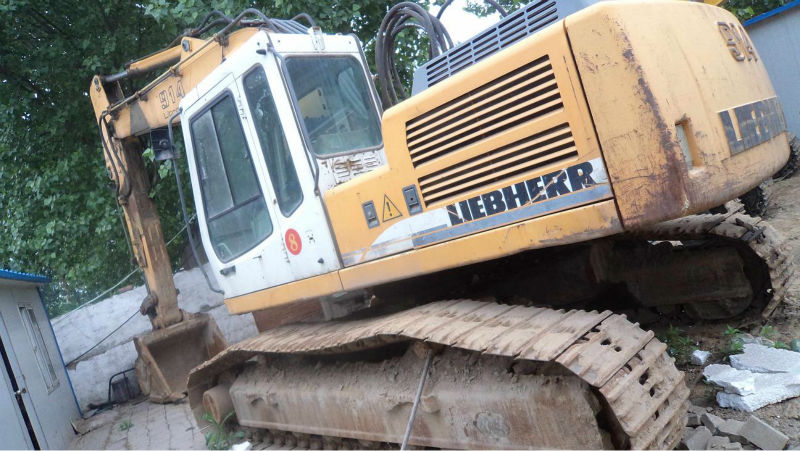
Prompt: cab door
<box><xmin>237</xmin><ymin>55</ymin><xmax>341</xmax><ymax>283</ymax></box>
<box><xmin>183</xmin><ymin>73</ymin><xmax>296</xmax><ymax>297</ymax></box>
<box><xmin>183</xmin><ymin>58</ymin><xmax>341</xmax><ymax>299</ymax></box>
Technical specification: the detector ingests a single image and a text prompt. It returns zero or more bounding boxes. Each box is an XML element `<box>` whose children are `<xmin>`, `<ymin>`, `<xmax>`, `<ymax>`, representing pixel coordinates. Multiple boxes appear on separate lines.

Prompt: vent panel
<box><xmin>421</xmin><ymin>0</ymin><xmax>559</xmax><ymax>87</ymax></box>
<box><xmin>406</xmin><ymin>56</ymin><xmax>561</xmax><ymax>167</ymax></box>
<box><xmin>417</xmin><ymin>124</ymin><xmax>578</xmax><ymax>205</ymax></box>
<box><xmin>405</xmin><ymin>55</ymin><xmax>580</xmax><ymax>207</ymax></box>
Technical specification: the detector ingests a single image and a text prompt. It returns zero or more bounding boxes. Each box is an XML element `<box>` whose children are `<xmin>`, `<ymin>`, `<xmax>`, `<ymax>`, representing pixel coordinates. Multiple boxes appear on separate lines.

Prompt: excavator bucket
<box><xmin>134</xmin><ymin>313</ymin><xmax>227</xmax><ymax>403</ymax></box>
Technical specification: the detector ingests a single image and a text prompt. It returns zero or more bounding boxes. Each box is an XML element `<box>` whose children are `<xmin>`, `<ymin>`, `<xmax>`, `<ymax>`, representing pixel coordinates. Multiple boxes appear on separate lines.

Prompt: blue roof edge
<box><xmin>744</xmin><ymin>0</ymin><xmax>800</xmax><ymax>26</ymax></box>
<box><xmin>0</xmin><ymin>269</ymin><xmax>51</xmax><ymax>284</ymax></box>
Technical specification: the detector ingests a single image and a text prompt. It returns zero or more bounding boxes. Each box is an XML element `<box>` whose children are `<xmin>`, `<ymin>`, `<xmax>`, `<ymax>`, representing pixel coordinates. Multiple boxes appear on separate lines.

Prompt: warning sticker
<box><xmin>382</xmin><ymin>194</ymin><xmax>403</xmax><ymax>222</ymax></box>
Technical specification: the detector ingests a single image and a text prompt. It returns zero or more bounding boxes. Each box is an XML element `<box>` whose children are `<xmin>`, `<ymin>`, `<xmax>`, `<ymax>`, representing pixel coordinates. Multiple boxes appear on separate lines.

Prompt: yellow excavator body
<box><xmin>88</xmin><ymin>1</ymin><xmax>792</xmax><ymax>447</ymax></box>
<box><xmin>224</xmin><ymin>1</ymin><xmax>788</xmax><ymax>314</ymax></box>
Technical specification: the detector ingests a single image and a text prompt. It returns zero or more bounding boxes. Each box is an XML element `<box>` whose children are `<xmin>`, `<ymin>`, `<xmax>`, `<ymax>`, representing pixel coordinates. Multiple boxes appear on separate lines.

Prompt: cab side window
<box><xmin>243</xmin><ymin>66</ymin><xmax>303</xmax><ymax>216</ymax></box>
<box><xmin>191</xmin><ymin>93</ymin><xmax>273</xmax><ymax>262</ymax></box>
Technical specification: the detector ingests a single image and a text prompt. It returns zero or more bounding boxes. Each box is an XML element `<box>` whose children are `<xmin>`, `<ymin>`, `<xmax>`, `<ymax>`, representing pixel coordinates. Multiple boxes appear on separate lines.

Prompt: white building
<box><xmin>0</xmin><ymin>269</ymin><xmax>80</xmax><ymax>449</ymax></box>
<box><xmin>746</xmin><ymin>0</ymin><xmax>800</xmax><ymax>137</ymax></box>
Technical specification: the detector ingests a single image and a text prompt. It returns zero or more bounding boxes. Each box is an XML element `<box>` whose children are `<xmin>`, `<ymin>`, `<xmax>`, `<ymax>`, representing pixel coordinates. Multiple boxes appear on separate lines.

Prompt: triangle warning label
<box><xmin>382</xmin><ymin>194</ymin><xmax>403</xmax><ymax>222</ymax></box>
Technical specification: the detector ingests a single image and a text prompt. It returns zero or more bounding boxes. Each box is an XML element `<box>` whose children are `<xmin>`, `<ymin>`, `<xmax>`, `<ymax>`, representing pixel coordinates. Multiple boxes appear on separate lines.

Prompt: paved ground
<box><xmin>69</xmin><ymin>399</ymin><xmax>207</xmax><ymax>450</ymax></box>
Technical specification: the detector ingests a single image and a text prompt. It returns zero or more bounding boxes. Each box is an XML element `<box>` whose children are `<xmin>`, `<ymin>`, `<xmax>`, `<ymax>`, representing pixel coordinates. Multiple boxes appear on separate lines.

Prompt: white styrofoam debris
<box><xmin>232</xmin><ymin>441</ymin><xmax>252</xmax><ymax>451</ymax></box>
<box><xmin>691</xmin><ymin>349</ymin><xmax>711</xmax><ymax>365</ymax></box>
<box><xmin>716</xmin><ymin>371</ymin><xmax>800</xmax><ymax>412</ymax></box>
<box><xmin>730</xmin><ymin>343</ymin><xmax>800</xmax><ymax>374</ymax></box>
<box><xmin>704</xmin><ymin>364</ymin><xmax>756</xmax><ymax>395</ymax></box>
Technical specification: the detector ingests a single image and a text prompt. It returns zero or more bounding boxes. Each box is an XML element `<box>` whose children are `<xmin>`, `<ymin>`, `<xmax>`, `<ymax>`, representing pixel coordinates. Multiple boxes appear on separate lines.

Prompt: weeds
<box><xmin>118</xmin><ymin>419</ymin><xmax>133</xmax><ymax>431</ymax></box>
<box><xmin>722</xmin><ymin>324</ymin><xmax>795</xmax><ymax>358</ymax></box>
<box><xmin>659</xmin><ymin>325</ymin><xmax>696</xmax><ymax>364</ymax></box>
<box><xmin>203</xmin><ymin>411</ymin><xmax>245</xmax><ymax>450</ymax></box>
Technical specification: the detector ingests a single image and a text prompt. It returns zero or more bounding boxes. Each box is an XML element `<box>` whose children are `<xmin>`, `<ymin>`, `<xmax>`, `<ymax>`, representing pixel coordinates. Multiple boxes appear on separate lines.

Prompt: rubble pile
<box><xmin>703</xmin><ymin>344</ymin><xmax>800</xmax><ymax>411</ymax></box>
<box><xmin>680</xmin><ymin>406</ymin><xmax>789</xmax><ymax>450</ymax></box>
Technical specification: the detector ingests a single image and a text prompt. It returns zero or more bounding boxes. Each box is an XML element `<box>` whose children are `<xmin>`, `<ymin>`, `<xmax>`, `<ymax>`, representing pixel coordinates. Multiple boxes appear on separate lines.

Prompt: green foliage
<box><xmin>759</xmin><ymin>325</ymin><xmax>777</xmax><ymax>341</ymax></box>
<box><xmin>202</xmin><ymin>411</ymin><xmax>244</xmax><ymax>450</ymax></box>
<box><xmin>659</xmin><ymin>325</ymin><xmax>696</xmax><ymax>364</ymax></box>
<box><xmin>460</xmin><ymin>0</ymin><xmax>528</xmax><ymax>17</ymax></box>
<box><xmin>723</xmin><ymin>0</ymin><xmax>789</xmax><ymax>22</ymax></box>
<box><xmin>723</xmin><ymin>325</ymin><xmax>741</xmax><ymax>337</ymax></box>
<box><xmin>119</xmin><ymin>419</ymin><xmax>133</xmax><ymax>431</ymax></box>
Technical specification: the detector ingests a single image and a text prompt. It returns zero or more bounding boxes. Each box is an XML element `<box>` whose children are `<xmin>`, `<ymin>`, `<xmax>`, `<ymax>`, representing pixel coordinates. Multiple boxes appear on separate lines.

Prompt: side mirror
<box><xmin>150</xmin><ymin>127</ymin><xmax>177</xmax><ymax>161</ymax></box>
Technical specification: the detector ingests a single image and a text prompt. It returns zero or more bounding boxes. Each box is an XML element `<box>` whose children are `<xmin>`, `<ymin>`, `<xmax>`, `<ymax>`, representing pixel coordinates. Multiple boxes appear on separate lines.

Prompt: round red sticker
<box><xmin>285</xmin><ymin>228</ymin><xmax>302</xmax><ymax>255</ymax></box>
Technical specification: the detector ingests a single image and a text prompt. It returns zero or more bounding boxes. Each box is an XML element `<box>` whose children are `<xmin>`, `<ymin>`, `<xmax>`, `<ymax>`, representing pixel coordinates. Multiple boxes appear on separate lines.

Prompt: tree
<box><xmin>723</xmin><ymin>0</ymin><xmax>787</xmax><ymax>21</ymax></box>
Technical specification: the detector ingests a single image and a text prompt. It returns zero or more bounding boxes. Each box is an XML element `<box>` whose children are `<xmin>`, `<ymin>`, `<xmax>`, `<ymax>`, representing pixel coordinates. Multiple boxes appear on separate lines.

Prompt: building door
<box><xmin>0</xmin><ymin>326</ymin><xmax>39</xmax><ymax>449</ymax></box>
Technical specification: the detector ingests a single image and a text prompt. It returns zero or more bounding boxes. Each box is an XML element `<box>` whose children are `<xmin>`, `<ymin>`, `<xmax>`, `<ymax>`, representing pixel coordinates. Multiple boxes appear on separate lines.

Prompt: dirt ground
<box><xmin>649</xmin><ymin>173</ymin><xmax>800</xmax><ymax>446</ymax></box>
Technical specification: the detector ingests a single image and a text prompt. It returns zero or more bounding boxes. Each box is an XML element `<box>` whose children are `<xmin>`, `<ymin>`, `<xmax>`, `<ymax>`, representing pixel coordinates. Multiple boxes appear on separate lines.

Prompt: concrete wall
<box><xmin>0</xmin><ymin>280</ymin><xmax>81</xmax><ymax>449</ymax></box>
<box><xmin>747</xmin><ymin>5</ymin><xmax>800</xmax><ymax>137</ymax></box>
<box><xmin>52</xmin><ymin>267</ymin><xmax>258</xmax><ymax>410</ymax></box>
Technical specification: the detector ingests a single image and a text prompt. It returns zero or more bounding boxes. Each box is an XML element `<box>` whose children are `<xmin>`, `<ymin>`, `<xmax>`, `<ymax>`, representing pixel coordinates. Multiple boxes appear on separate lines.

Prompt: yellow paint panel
<box><xmin>225</xmin><ymin>200</ymin><xmax>621</xmax><ymax>315</ymax></box>
<box><xmin>225</xmin><ymin>271</ymin><xmax>343</xmax><ymax>315</ymax></box>
<box><xmin>566</xmin><ymin>1</ymin><xmax>788</xmax><ymax>226</ymax></box>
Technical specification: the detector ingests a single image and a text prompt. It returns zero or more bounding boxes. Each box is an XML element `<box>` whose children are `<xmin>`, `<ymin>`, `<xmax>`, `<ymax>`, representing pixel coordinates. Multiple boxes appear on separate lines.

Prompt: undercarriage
<box><xmin>186</xmin><ymin>211</ymin><xmax>793</xmax><ymax>449</ymax></box>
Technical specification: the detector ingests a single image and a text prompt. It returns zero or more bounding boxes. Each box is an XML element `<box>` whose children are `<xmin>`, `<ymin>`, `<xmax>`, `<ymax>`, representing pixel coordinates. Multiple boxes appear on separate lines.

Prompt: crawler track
<box><xmin>635</xmin><ymin>212</ymin><xmax>794</xmax><ymax>318</ymax></box>
<box><xmin>189</xmin><ymin>300</ymin><xmax>689</xmax><ymax>449</ymax></box>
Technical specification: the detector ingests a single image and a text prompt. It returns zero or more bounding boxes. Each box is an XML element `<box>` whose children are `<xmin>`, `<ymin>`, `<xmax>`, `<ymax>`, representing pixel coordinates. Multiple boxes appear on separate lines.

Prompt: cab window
<box><xmin>190</xmin><ymin>93</ymin><xmax>273</xmax><ymax>262</ymax></box>
<box><xmin>285</xmin><ymin>56</ymin><xmax>382</xmax><ymax>156</ymax></box>
<box><xmin>243</xmin><ymin>66</ymin><xmax>303</xmax><ymax>216</ymax></box>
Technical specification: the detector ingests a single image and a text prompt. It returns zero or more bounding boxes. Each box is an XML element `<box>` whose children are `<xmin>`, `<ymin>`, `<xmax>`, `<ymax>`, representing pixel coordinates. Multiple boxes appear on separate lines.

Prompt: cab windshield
<box><xmin>285</xmin><ymin>56</ymin><xmax>382</xmax><ymax>156</ymax></box>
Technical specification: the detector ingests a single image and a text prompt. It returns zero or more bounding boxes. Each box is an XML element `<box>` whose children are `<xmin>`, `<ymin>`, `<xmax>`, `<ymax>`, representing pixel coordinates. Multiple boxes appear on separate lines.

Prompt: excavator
<box><xmin>89</xmin><ymin>0</ymin><xmax>794</xmax><ymax>448</ymax></box>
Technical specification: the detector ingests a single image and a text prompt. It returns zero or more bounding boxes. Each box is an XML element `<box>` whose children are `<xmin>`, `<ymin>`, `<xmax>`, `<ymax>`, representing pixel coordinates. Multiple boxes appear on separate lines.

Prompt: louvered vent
<box><xmin>405</xmin><ymin>56</ymin><xmax>576</xmax><ymax>206</ymax></box>
<box><xmin>422</xmin><ymin>0</ymin><xmax>558</xmax><ymax>88</ymax></box>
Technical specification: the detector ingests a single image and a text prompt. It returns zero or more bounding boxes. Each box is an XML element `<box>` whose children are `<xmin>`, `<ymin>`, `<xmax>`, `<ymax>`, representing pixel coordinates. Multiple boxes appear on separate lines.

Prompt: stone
<box><xmin>739</xmin><ymin>333</ymin><xmax>757</xmax><ymax>344</ymax></box>
<box><xmin>684</xmin><ymin>426</ymin><xmax>713</xmax><ymax>450</ymax></box>
<box><xmin>687</xmin><ymin>413</ymin><xmax>701</xmax><ymax>427</ymax></box>
<box><xmin>700</xmin><ymin>413</ymin><xmax>747</xmax><ymax>443</ymax></box>
<box><xmin>701</xmin><ymin>412</ymin><xmax>728</xmax><ymax>433</ymax></box>
<box><xmin>792</xmin><ymin>339</ymin><xmax>800</xmax><ymax>353</ymax></box>
<box><xmin>730</xmin><ymin>343</ymin><xmax>800</xmax><ymax>374</ymax></box>
<box><xmin>689</xmin><ymin>404</ymin><xmax>710</xmax><ymax>416</ymax></box>
<box><xmin>722</xmin><ymin>442</ymin><xmax>743</xmax><ymax>450</ymax></box>
<box><xmin>709</xmin><ymin>436</ymin><xmax>732</xmax><ymax>449</ymax></box>
<box><xmin>232</xmin><ymin>441</ymin><xmax>252</xmax><ymax>451</ymax></box>
<box><xmin>705</xmin><ymin>364</ymin><xmax>756</xmax><ymax>395</ymax></box>
<box><xmin>691</xmin><ymin>350</ymin><xmax>711</xmax><ymax>365</ymax></box>
<box><xmin>738</xmin><ymin>416</ymin><xmax>788</xmax><ymax>451</ymax></box>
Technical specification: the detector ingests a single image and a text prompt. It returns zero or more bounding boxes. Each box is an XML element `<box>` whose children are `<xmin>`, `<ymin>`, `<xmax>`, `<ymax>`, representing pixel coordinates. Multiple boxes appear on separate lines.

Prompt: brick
<box><xmin>700</xmin><ymin>413</ymin><xmax>747</xmax><ymax>443</ymax></box>
<box><xmin>709</xmin><ymin>436</ymin><xmax>732</xmax><ymax>449</ymax></box>
<box><xmin>684</xmin><ymin>426</ymin><xmax>713</xmax><ymax>450</ymax></box>
<box><xmin>738</xmin><ymin>416</ymin><xmax>788</xmax><ymax>451</ymax></box>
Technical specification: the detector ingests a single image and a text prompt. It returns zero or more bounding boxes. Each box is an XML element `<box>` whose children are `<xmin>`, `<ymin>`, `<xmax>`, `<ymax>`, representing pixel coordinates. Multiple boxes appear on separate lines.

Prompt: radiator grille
<box><xmin>418</xmin><ymin>124</ymin><xmax>577</xmax><ymax>205</ymax></box>
<box><xmin>405</xmin><ymin>56</ymin><xmax>576</xmax><ymax>206</ymax></box>
<box><xmin>422</xmin><ymin>0</ymin><xmax>558</xmax><ymax>88</ymax></box>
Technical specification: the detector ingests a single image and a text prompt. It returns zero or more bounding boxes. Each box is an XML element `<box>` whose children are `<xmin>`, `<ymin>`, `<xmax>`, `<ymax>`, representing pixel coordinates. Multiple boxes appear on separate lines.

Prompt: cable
<box><xmin>65</xmin><ymin>309</ymin><xmax>139</xmax><ymax>367</ymax></box>
<box><xmin>291</xmin><ymin>13</ymin><xmax>317</xmax><ymax>27</ymax></box>
<box><xmin>401</xmin><ymin>349</ymin><xmax>434</xmax><ymax>450</ymax></box>
<box><xmin>375</xmin><ymin>2</ymin><xmax>453</xmax><ymax>107</ymax></box>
